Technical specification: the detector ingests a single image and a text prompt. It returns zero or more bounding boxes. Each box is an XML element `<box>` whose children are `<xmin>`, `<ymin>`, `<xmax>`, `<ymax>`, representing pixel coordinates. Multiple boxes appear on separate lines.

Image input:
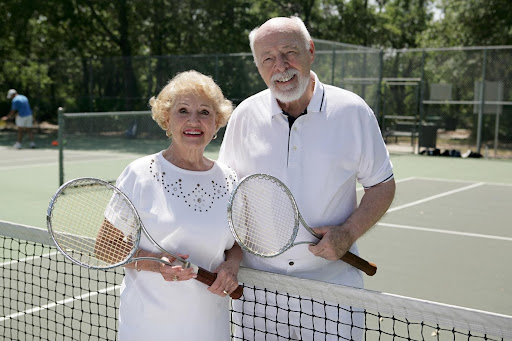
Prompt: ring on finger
<box><xmin>222</xmin><ymin>290</ymin><xmax>228</xmax><ymax>295</ymax></box>
<box><xmin>173</xmin><ymin>275</ymin><xmax>178</xmax><ymax>281</ymax></box>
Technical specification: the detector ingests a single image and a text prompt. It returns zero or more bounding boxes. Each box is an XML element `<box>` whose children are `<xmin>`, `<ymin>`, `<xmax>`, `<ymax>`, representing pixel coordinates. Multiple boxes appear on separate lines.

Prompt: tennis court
<box><xmin>1</xmin><ymin>138</ymin><xmax>511</xmax><ymax>339</ymax></box>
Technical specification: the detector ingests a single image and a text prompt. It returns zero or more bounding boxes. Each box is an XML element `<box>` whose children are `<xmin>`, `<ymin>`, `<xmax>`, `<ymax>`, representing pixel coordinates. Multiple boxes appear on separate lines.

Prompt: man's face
<box><xmin>253</xmin><ymin>28</ymin><xmax>314</xmax><ymax>103</ymax></box>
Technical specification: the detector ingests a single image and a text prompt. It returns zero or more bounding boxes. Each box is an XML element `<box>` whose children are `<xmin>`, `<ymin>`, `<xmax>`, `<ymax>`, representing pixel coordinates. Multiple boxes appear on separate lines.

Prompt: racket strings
<box><xmin>231</xmin><ymin>176</ymin><xmax>298</xmax><ymax>256</ymax></box>
<box><xmin>50</xmin><ymin>179</ymin><xmax>138</xmax><ymax>267</ymax></box>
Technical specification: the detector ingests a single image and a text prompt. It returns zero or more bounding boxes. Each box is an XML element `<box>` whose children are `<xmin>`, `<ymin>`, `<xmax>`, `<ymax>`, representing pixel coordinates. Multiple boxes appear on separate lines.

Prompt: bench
<box><xmin>382</xmin><ymin>116</ymin><xmax>418</xmax><ymax>146</ymax></box>
<box><xmin>382</xmin><ymin>115</ymin><xmax>440</xmax><ymax>150</ymax></box>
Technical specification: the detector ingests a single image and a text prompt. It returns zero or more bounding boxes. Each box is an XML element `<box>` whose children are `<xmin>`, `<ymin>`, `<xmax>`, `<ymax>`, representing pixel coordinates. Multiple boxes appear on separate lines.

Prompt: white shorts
<box><xmin>16</xmin><ymin>115</ymin><xmax>33</xmax><ymax>128</ymax></box>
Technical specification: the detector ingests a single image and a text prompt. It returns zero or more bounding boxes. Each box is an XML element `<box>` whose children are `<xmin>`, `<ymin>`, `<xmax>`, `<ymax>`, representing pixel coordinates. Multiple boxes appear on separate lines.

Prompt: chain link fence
<box><xmin>1</xmin><ymin>42</ymin><xmax>511</xmax><ymax>158</ymax></box>
<box><xmin>382</xmin><ymin>46</ymin><xmax>512</xmax><ymax>158</ymax></box>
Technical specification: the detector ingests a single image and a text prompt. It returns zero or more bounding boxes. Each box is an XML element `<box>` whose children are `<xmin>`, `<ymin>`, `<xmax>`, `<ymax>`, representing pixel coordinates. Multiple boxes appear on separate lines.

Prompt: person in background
<box><xmin>3</xmin><ymin>89</ymin><xmax>36</xmax><ymax>149</ymax></box>
<box><xmin>218</xmin><ymin>16</ymin><xmax>396</xmax><ymax>340</ymax></box>
<box><xmin>101</xmin><ymin>70</ymin><xmax>242</xmax><ymax>340</ymax></box>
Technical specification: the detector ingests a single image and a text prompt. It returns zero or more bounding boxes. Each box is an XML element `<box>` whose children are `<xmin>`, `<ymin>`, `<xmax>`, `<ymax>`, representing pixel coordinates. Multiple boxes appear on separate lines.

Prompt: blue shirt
<box><xmin>11</xmin><ymin>95</ymin><xmax>32</xmax><ymax>117</ymax></box>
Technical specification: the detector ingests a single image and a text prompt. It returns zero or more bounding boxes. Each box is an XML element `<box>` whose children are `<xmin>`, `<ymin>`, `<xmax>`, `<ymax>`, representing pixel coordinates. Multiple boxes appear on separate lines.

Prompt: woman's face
<box><xmin>167</xmin><ymin>93</ymin><xmax>217</xmax><ymax>151</ymax></box>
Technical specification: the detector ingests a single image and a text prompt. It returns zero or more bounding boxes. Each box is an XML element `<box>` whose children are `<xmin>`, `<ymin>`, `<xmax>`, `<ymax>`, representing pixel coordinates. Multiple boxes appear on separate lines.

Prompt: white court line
<box><xmin>0</xmin><ymin>285</ymin><xmax>120</xmax><ymax>322</ymax></box>
<box><xmin>413</xmin><ymin>176</ymin><xmax>512</xmax><ymax>187</ymax></box>
<box><xmin>63</xmin><ymin>155</ymin><xmax>138</xmax><ymax>165</ymax></box>
<box><xmin>387</xmin><ymin>182</ymin><xmax>485</xmax><ymax>213</ymax></box>
<box><xmin>0</xmin><ymin>156</ymin><xmax>56</xmax><ymax>164</ymax></box>
<box><xmin>0</xmin><ymin>251</ymin><xmax>60</xmax><ymax>267</ymax></box>
<box><xmin>411</xmin><ymin>176</ymin><xmax>482</xmax><ymax>184</ymax></box>
<box><xmin>0</xmin><ymin>162</ymin><xmax>59</xmax><ymax>170</ymax></box>
<box><xmin>0</xmin><ymin>155</ymin><xmax>137</xmax><ymax>171</ymax></box>
<box><xmin>0</xmin><ymin>250</ymin><xmax>120</xmax><ymax>322</ymax></box>
<box><xmin>377</xmin><ymin>222</ymin><xmax>512</xmax><ymax>242</ymax></box>
<box><xmin>394</xmin><ymin>176</ymin><xmax>417</xmax><ymax>183</ymax></box>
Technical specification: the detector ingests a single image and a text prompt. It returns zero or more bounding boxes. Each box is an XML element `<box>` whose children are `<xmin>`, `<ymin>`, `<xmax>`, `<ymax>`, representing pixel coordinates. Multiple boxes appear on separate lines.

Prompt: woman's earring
<box><xmin>212</xmin><ymin>133</ymin><xmax>217</xmax><ymax>140</ymax></box>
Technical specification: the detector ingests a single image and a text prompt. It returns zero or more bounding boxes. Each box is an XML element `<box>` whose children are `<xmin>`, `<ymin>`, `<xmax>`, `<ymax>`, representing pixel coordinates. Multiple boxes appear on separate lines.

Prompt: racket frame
<box><xmin>47</xmin><ymin>177</ymin><xmax>245</xmax><ymax>299</ymax></box>
<box><xmin>228</xmin><ymin>173</ymin><xmax>377</xmax><ymax>276</ymax></box>
<box><xmin>228</xmin><ymin>173</ymin><xmax>320</xmax><ymax>258</ymax></box>
<box><xmin>47</xmin><ymin>177</ymin><xmax>192</xmax><ymax>270</ymax></box>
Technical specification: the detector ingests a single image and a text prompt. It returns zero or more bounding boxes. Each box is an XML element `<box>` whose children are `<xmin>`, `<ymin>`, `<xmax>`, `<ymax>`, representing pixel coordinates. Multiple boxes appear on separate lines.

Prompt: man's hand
<box><xmin>308</xmin><ymin>179</ymin><xmax>396</xmax><ymax>261</ymax></box>
<box><xmin>308</xmin><ymin>224</ymin><xmax>355</xmax><ymax>260</ymax></box>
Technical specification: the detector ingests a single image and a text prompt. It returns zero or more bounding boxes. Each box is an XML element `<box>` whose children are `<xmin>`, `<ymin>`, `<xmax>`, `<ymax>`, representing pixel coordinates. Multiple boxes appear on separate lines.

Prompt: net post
<box><xmin>58</xmin><ymin>107</ymin><xmax>64</xmax><ymax>186</ymax></box>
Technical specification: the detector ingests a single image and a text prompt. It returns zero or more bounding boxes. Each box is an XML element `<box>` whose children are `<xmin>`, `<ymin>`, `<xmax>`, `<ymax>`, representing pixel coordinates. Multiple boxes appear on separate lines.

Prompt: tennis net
<box><xmin>1</xmin><ymin>220</ymin><xmax>511</xmax><ymax>340</ymax></box>
<box><xmin>58</xmin><ymin>110</ymin><xmax>167</xmax><ymax>185</ymax></box>
<box><xmin>57</xmin><ymin>110</ymin><xmax>223</xmax><ymax>185</ymax></box>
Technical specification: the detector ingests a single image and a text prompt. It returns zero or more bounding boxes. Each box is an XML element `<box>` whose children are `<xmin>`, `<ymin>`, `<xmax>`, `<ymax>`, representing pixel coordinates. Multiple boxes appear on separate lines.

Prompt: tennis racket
<box><xmin>227</xmin><ymin>174</ymin><xmax>377</xmax><ymax>276</ymax></box>
<box><xmin>46</xmin><ymin>177</ymin><xmax>243</xmax><ymax>299</ymax></box>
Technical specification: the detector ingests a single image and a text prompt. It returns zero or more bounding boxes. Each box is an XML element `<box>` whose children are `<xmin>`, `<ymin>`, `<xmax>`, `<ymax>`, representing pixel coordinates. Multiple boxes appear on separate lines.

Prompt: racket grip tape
<box><xmin>341</xmin><ymin>252</ymin><xmax>377</xmax><ymax>276</ymax></box>
<box><xmin>196</xmin><ymin>268</ymin><xmax>244</xmax><ymax>299</ymax></box>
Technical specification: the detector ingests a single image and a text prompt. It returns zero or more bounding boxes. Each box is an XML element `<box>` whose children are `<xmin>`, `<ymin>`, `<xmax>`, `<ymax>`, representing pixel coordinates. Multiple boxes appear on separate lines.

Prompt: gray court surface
<box><xmin>0</xmin><ymin>145</ymin><xmax>511</xmax><ymax>316</ymax></box>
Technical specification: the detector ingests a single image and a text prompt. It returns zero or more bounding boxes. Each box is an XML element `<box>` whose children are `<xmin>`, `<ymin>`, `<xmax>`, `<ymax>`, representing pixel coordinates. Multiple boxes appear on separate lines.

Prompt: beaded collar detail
<box><xmin>149</xmin><ymin>158</ymin><xmax>236</xmax><ymax>213</ymax></box>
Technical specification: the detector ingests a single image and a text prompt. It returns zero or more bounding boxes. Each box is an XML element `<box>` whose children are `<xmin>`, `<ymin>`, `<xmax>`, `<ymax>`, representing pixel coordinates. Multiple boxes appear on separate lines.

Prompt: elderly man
<box><xmin>219</xmin><ymin>16</ymin><xmax>395</xmax><ymax>340</ymax></box>
<box><xmin>3</xmin><ymin>89</ymin><xmax>35</xmax><ymax>149</ymax></box>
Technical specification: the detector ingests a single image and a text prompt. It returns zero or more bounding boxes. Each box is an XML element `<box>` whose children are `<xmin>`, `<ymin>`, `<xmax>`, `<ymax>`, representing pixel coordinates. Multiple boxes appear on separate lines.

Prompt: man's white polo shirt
<box><xmin>219</xmin><ymin>72</ymin><xmax>393</xmax><ymax>287</ymax></box>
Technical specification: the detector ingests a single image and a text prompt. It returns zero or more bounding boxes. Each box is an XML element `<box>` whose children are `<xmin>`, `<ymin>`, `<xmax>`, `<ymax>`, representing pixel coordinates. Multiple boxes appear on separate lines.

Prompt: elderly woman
<box><xmin>114</xmin><ymin>70</ymin><xmax>242</xmax><ymax>340</ymax></box>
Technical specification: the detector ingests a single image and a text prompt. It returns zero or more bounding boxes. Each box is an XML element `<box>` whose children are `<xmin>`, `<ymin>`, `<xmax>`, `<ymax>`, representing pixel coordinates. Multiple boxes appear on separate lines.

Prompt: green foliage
<box><xmin>419</xmin><ymin>0</ymin><xmax>512</xmax><ymax>47</ymax></box>
<box><xmin>1</xmin><ymin>0</ymin><xmax>510</xmax><ymax>125</ymax></box>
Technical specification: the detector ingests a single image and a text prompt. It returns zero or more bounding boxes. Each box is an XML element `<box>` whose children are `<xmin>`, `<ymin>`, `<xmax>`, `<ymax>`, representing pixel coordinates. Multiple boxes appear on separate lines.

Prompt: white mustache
<box><xmin>271</xmin><ymin>69</ymin><xmax>299</xmax><ymax>83</ymax></box>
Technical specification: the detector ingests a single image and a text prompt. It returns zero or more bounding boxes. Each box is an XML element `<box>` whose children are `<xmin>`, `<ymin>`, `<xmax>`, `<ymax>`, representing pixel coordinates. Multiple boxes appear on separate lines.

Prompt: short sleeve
<box><xmin>104</xmin><ymin>190</ymin><xmax>138</xmax><ymax>237</ymax></box>
<box><xmin>356</xmin><ymin>105</ymin><xmax>394</xmax><ymax>188</ymax></box>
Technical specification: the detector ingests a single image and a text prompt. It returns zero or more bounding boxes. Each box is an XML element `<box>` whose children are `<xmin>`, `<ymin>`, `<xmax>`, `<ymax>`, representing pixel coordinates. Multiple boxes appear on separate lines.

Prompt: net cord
<box><xmin>1</xmin><ymin>221</ymin><xmax>512</xmax><ymax>340</ymax></box>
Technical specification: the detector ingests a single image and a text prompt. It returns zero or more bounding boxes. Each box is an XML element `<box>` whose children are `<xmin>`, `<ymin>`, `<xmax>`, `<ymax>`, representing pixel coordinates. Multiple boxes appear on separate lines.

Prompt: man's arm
<box><xmin>308</xmin><ymin>178</ymin><xmax>396</xmax><ymax>260</ymax></box>
<box><xmin>2</xmin><ymin>110</ymin><xmax>16</xmax><ymax>120</ymax></box>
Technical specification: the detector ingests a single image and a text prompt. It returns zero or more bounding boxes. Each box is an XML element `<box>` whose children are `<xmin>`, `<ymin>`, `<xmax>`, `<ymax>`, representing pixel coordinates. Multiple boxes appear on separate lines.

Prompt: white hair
<box><xmin>249</xmin><ymin>16</ymin><xmax>312</xmax><ymax>67</ymax></box>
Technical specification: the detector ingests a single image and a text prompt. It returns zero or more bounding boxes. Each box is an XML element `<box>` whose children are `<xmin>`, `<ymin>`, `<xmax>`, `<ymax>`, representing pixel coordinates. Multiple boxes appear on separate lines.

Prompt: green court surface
<box><xmin>1</xmin><ymin>137</ymin><xmax>511</xmax><ymax>318</ymax></box>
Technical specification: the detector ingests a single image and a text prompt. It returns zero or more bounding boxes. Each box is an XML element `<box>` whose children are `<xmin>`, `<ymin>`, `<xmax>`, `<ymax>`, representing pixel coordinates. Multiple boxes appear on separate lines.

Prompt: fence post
<box><xmin>58</xmin><ymin>107</ymin><xmax>64</xmax><ymax>186</ymax></box>
<box><xmin>476</xmin><ymin>49</ymin><xmax>488</xmax><ymax>153</ymax></box>
<box><xmin>88</xmin><ymin>59</ymin><xmax>93</xmax><ymax>111</ymax></box>
<box><xmin>331</xmin><ymin>45</ymin><xmax>336</xmax><ymax>85</ymax></box>
<box><xmin>376</xmin><ymin>49</ymin><xmax>384</xmax><ymax>127</ymax></box>
<box><xmin>417</xmin><ymin>50</ymin><xmax>426</xmax><ymax>153</ymax></box>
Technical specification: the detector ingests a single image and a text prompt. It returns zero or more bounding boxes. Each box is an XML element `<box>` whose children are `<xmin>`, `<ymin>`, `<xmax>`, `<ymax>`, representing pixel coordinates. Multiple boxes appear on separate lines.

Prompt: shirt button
<box><xmin>293</xmin><ymin>146</ymin><xmax>297</xmax><ymax>151</ymax></box>
<box><xmin>289</xmin><ymin>261</ymin><xmax>294</xmax><ymax>266</ymax></box>
<box><xmin>293</xmin><ymin>127</ymin><xmax>298</xmax><ymax>131</ymax></box>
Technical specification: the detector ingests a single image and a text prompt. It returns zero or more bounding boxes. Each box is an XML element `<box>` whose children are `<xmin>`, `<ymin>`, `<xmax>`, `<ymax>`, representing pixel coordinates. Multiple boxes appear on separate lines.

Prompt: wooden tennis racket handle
<box><xmin>341</xmin><ymin>252</ymin><xmax>377</xmax><ymax>276</ymax></box>
<box><xmin>196</xmin><ymin>268</ymin><xmax>244</xmax><ymax>299</ymax></box>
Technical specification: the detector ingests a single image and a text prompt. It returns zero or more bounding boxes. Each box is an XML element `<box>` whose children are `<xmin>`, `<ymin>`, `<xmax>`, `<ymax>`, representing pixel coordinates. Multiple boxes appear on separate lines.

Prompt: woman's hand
<box><xmin>132</xmin><ymin>250</ymin><xmax>197</xmax><ymax>282</ymax></box>
<box><xmin>208</xmin><ymin>260</ymin><xmax>240</xmax><ymax>297</ymax></box>
<box><xmin>157</xmin><ymin>254</ymin><xmax>197</xmax><ymax>282</ymax></box>
<box><xmin>208</xmin><ymin>243</ymin><xmax>242</xmax><ymax>297</ymax></box>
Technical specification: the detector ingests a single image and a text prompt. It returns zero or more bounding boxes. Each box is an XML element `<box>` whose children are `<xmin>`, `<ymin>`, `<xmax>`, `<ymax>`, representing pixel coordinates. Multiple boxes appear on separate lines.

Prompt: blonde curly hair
<box><xmin>149</xmin><ymin>70</ymin><xmax>233</xmax><ymax>138</ymax></box>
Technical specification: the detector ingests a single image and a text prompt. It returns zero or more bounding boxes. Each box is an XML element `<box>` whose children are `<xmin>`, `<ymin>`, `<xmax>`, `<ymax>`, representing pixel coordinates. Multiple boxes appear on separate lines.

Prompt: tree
<box><xmin>419</xmin><ymin>0</ymin><xmax>512</xmax><ymax>47</ymax></box>
<box><xmin>2</xmin><ymin>0</ymin><xmax>511</xmax><ymax>122</ymax></box>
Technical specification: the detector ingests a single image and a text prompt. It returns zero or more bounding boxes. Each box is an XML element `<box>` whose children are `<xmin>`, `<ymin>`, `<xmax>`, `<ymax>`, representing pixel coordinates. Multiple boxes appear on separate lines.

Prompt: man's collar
<box><xmin>269</xmin><ymin>92</ymin><xmax>283</xmax><ymax>118</ymax></box>
<box><xmin>269</xmin><ymin>71</ymin><xmax>325</xmax><ymax>118</ymax></box>
<box><xmin>308</xmin><ymin>71</ymin><xmax>325</xmax><ymax>113</ymax></box>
